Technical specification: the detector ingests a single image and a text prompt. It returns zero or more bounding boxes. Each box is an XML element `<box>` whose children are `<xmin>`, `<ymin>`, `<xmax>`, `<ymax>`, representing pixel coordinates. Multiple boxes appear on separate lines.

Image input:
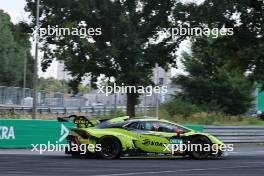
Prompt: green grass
<box><xmin>140</xmin><ymin>110</ymin><xmax>264</xmax><ymax>126</ymax></box>
<box><xmin>1</xmin><ymin>109</ymin><xmax>264</xmax><ymax>126</ymax></box>
<box><xmin>170</xmin><ymin>114</ymin><xmax>264</xmax><ymax>126</ymax></box>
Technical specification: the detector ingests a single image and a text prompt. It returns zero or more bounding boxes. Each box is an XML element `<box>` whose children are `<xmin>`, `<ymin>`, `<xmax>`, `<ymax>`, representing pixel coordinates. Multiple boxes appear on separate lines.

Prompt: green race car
<box><xmin>58</xmin><ymin>116</ymin><xmax>227</xmax><ymax>159</ymax></box>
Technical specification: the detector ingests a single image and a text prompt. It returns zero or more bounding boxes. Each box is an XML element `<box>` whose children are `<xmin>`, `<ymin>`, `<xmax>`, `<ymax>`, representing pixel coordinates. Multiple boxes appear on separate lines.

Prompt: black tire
<box><xmin>69</xmin><ymin>146</ymin><xmax>97</xmax><ymax>159</ymax></box>
<box><xmin>97</xmin><ymin>137</ymin><xmax>121</xmax><ymax>159</ymax></box>
<box><xmin>259</xmin><ymin>113</ymin><xmax>264</xmax><ymax>121</ymax></box>
<box><xmin>71</xmin><ymin>151</ymin><xmax>83</xmax><ymax>158</ymax></box>
<box><xmin>68</xmin><ymin>144</ymin><xmax>83</xmax><ymax>158</ymax></box>
<box><xmin>189</xmin><ymin>136</ymin><xmax>211</xmax><ymax>159</ymax></box>
<box><xmin>211</xmin><ymin>151</ymin><xmax>223</xmax><ymax>159</ymax></box>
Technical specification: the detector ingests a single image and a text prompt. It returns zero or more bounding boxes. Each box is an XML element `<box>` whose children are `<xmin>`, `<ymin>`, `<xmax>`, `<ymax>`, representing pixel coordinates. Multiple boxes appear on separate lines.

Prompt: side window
<box><xmin>140</xmin><ymin>121</ymin><xmax>187</xmax><ymax>133</ymax></box>
<box><xmin>158</xmin><ymin>123</ymin><xmax>177</xmax><ymax>133</ymax></box>
<box><xmin>159</xmin><ymin>123</ymin><xmax>188</xmax><ymax>133</ymax></box>
<box><xmin>127</xmin><ymin>122</ymin><xmax>140</xmax><ymax>129</ymax></box>
<box><xmin>141</xmin><ymin>121</ymin><xmax>162</xmax><ymax>132</ymax></box>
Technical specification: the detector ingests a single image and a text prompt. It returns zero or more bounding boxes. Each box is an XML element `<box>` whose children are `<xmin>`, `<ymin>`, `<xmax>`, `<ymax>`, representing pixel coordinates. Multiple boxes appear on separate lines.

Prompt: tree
<box><xmin>25</xmin><ymin>0</ymin><xmax>187</xmax><ymax>117</ymax></box>
<box><xmin>0</xmin><ymin>10</ymin><xmax>33</xmax><ymax>88</ymax></box>
<box><xmin>173</xmin><ymin>37</ymin><xmax>255</xmax><ymax>115</ymax></box>
<box><xmin>173</xmin><ymin>0</ymin><xmax>264</xmax><ymax>86</ymax></box>
<box><xmin>38</xmin><ymin>77</ymin><xmax>70</xmax><ymax>94</ymax></box>
<box><xmin>38</xmin><ymin>77</ymin><xmax>90</xmax><ymax>95</ymax></box>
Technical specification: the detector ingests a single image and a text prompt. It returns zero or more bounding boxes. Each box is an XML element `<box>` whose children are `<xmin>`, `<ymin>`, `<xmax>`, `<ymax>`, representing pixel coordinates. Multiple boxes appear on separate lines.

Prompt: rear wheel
<box><xmin>67</xmin><ymin>142</ymin><xmax>84</xmax><ymax>158</ymax></box>
<box><xmin>68</xmin><ymin>144</ymin><xmax>97</xmax><ymax>159</ymax></box>
<box><xmin>211</xmin><ymin>151</ymin><xmax>223</xmax><ymax>159</ymax></box>
<box><xmin>71</xmin><ymin>151</ymin><xmax>83</xmax><ymax>158</ymax></box>
<box><xmin>189</xmin><ymin>136</ymin><xmax>211</xmax><ymax>159</ymax></box>
<box><xmin>97</xmin><ymin>137</ymin><xmax>121</xmax><ymax>159</ymax></box>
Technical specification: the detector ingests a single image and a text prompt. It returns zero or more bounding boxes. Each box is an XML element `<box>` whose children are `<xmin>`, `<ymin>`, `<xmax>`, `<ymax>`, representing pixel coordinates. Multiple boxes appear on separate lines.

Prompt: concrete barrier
<box><xmin>204</xmin><ymin>126</ymin><xmax>264</xmax><ymax>143</ymax></box>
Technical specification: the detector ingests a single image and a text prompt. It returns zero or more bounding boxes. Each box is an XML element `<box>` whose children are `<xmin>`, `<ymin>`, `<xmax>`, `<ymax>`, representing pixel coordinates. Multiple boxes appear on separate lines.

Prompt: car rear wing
<box><xmin>57</xmin><ymin>115</ymin><xmax>99</xmax><ymax>128</ymax></box>
<box><xmin>57</xmin><ymin>115</ymin><xmax>130</xmax><ymax>128</ymax></box>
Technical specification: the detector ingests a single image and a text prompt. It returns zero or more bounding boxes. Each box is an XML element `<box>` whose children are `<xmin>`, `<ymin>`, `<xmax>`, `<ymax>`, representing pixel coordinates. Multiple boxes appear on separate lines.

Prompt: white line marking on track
<box><xmin>90</xmin><ymin>165</ymin><xmax>264</xmax><ymax>176</ymax></box>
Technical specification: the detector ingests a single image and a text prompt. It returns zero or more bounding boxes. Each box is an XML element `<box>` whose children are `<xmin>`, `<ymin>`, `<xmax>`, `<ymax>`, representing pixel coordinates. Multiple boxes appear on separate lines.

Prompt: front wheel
<box><xmin>189</xmin><ymin>136</ymin><xmax>211</xmax><ymax>159</ymax></box>
<box><xmin>97</xmin><ymin>137</ymin><xmax>121</xmax><ymax>159</ymax></box>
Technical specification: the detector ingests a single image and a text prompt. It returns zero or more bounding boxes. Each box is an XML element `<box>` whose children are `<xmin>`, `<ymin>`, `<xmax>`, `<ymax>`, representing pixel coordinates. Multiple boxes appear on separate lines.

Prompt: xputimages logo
<box><xmin>30</xmin><ymin>124</ymin><xmax>102</xmax><ymax>154</ymax></box>
<box><xmin>97</xmin><ymin>83</ymin><xmax>168</xmax><ymax>96</ymax></box>
<box><xmin>29</xmin><ymin>124</ymin><xmax>70</xmax><ymax>154</ymax></box>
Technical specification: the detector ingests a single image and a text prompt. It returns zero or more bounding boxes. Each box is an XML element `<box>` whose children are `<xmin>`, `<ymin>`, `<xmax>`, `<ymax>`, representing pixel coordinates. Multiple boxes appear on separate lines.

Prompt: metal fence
<box><xmin>0</xmin><ymin>86</ymin><xmax>87</xmax><ymax>107</ymax></box>
<box><xmin>0</xmin><ymin>86</ymin><xmax>162</xmax><ymax>109</ymax></box>
<box><xmin>0</xmin><ymin>86</ymin><xmax>32</xmax><ymax>105</ymax></box>
<box><xmin>0</xmin><ymin>86</ymin><xmax>158</xmax><ymax>117</ymax></box>
<box><xmin>204</xmin><ymin>126</ymin><xmax>264</xmax><ymax>143</ymax></box>
<box><xmin>0</xmin><ymin>105</ymin><xmax>156</xmax><ymax>116</ymax></box>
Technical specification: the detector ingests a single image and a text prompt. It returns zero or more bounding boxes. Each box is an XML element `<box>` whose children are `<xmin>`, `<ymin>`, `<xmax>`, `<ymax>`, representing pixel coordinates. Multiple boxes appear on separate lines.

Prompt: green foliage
<box><xmin>158</xmin><ymin>107</ymin><xmax>264</xmax><ymax>126</ymax></box>
<box><xmin>0</xmin><ymin>10</ymin><xmax>33</xmax><ymax>87</ymax></box>
<box><xmin>160</xmin><ymin>99</ymin><xmax>201</xmax><ymax>118</ymax></box>
<box><xmin>25</xmin><ymin>0</ymin><xmax>187</xmax><ymax>117</ymax></box>
<box><xmin>78</xmin><ymin>84</ymin><xmax>91</xmax><ymax>95</ymax></box>
<box><xmin>38</xmin><ymin>77</ymin><xmax>90</xmax><ymax>94</ymax></box>
<box><xmin>174</xmin><ymin>0</ymin><xmax>264</xmax><ymax>86</ymax></box>
<box><xmin>38</xmin><ymin>77</ymin><xmax>71</xmax><ymax>93</ymax></box>
<box><xmin>173</xmin><ymin>37</ymin><xmax>255</xmax><ymax>115</ymax></box>
<box><xmin>191</xmin><ymin>115</ymin><xmax>264</xmax><ymax>126</ymax></box>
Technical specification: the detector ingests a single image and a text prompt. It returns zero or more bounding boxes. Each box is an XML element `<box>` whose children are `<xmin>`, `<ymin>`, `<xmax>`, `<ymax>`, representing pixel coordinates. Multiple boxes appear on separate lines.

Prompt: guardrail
<box><xmin>204</xmin><ymin>126</ymin><xmax>264</xmax><ymax>143</ymax></box>
<box><xmin>0</xmin><ymin>105</ymin><xmax>156</xmax><ymax>116</ymax></box>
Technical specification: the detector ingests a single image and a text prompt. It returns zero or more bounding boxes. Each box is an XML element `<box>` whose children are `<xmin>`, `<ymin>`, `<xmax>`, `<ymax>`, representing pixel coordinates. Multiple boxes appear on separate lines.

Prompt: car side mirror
<box><xmin>176</xmin><ymin>128</ymin><xmax>184</xmax><ymax>135</ymax></box>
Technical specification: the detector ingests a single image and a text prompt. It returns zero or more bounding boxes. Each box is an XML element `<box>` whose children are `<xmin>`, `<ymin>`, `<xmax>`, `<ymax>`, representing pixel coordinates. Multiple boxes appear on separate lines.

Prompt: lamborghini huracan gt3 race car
<box><xmin>58</xmin><ymin>116</ymin><xmax>226</xmax><ymax>159</ymax></box>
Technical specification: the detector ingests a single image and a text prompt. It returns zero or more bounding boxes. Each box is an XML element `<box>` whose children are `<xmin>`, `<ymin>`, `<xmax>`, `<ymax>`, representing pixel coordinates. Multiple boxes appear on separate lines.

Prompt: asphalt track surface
<box><xmin>0</xmin><ymin>145</ymin><xmax>264</xmax><ymax>176</ymax></box>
